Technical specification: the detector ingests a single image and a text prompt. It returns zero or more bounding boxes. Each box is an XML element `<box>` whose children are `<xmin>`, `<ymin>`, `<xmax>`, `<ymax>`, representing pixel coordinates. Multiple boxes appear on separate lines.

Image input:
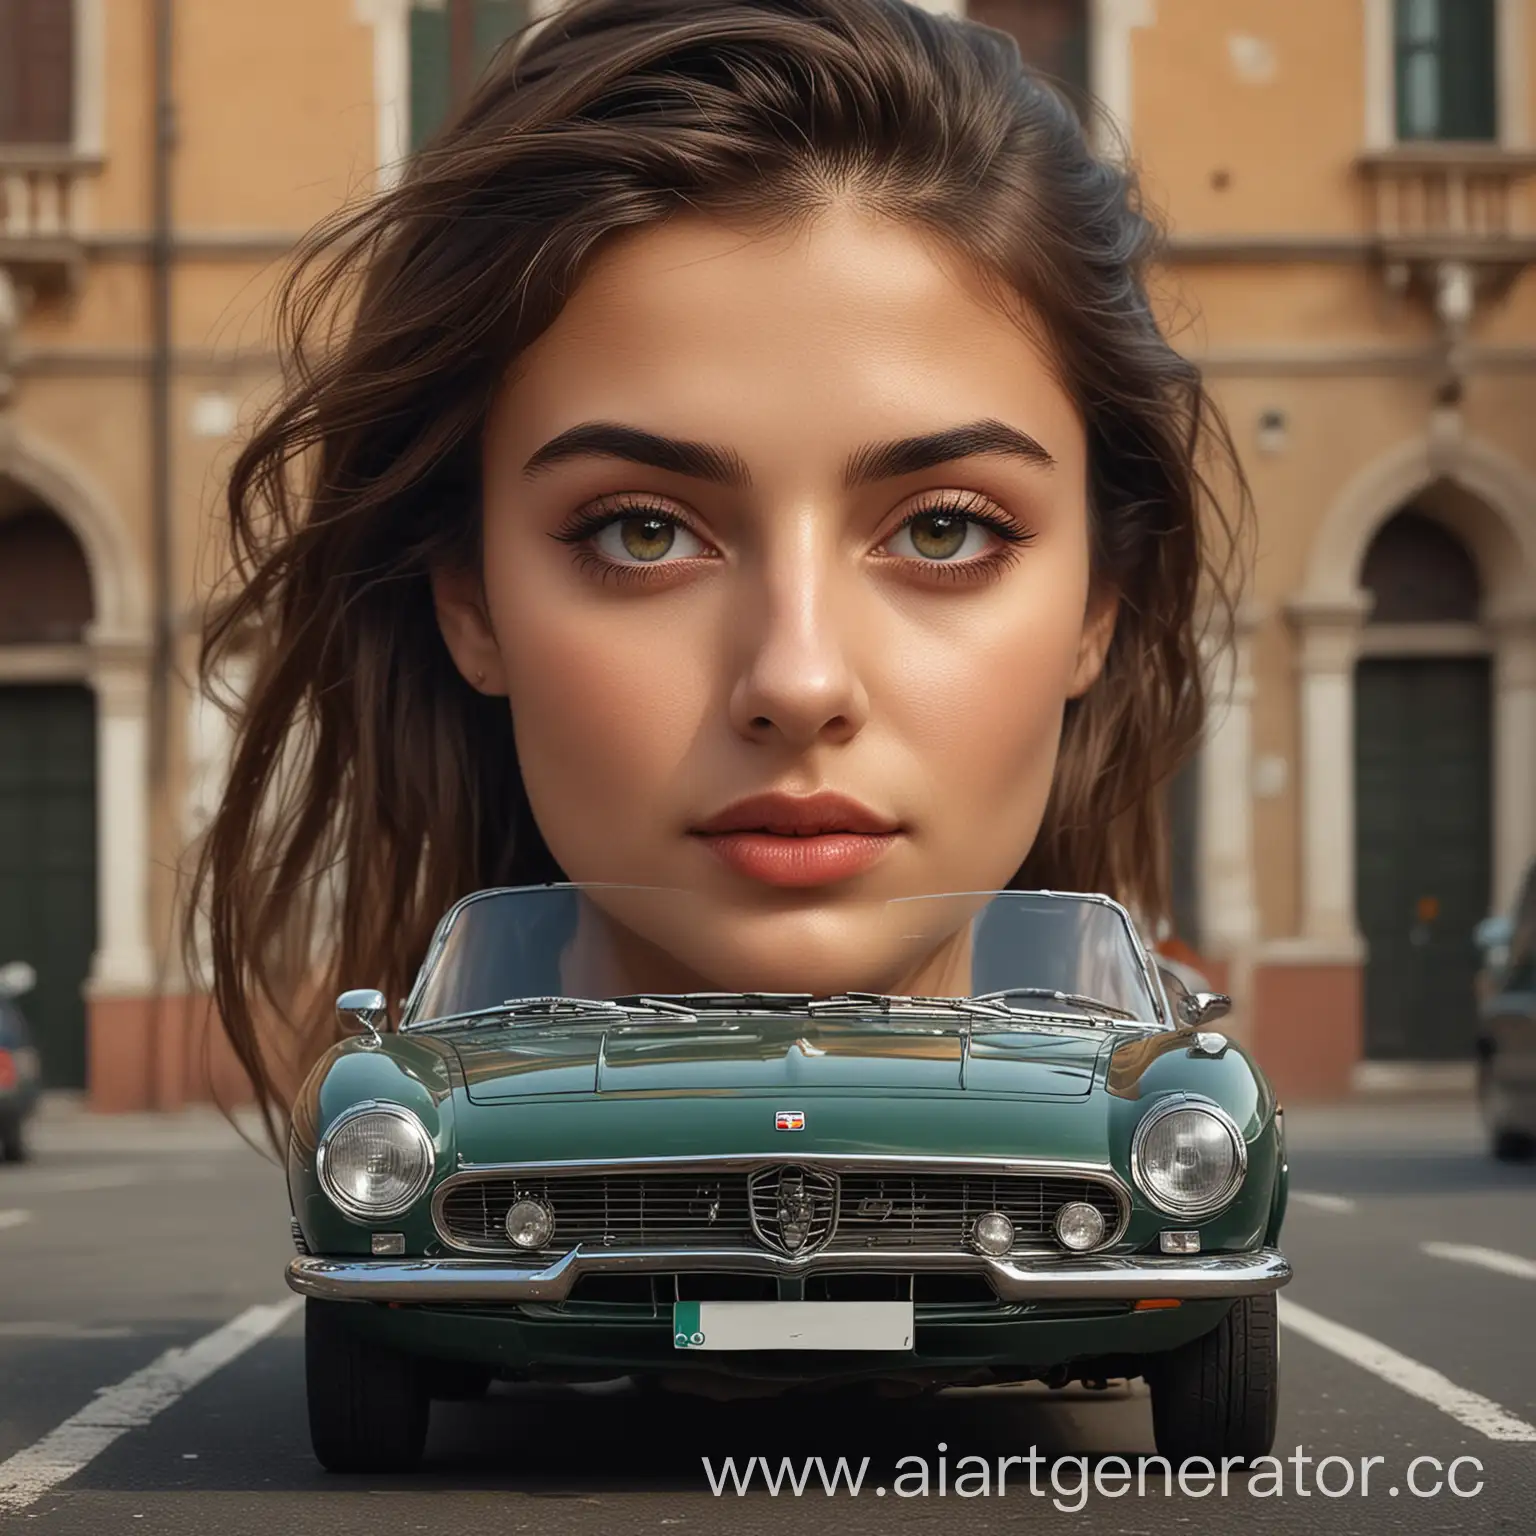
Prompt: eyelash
<box><xmin>552</xmin><ymin>492</ymin><xmax>1036</xmax><ymax>587</ymax></box>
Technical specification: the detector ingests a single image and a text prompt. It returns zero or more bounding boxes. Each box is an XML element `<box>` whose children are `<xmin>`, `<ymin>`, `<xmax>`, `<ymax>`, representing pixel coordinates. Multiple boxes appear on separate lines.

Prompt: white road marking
<box><xmin>1422</xmin><ymin>1241</ymin><xmax>1536</xmax><ymax>1281</ymax></box>
<box><xmin>0</xmin><ymin>1322</ymin><xmax>134</xmax><ymax>1340</ymax></box>
<box><xmin>0</xmin><ymin>1210</ymin><xmax>32</xmax><ymax>1231</ymax></box>
<box><xmin>0</xmin><ymin>1297</ymin><xmax>301</xmax><ymax>1516</ymax></box>
<box><xmin>1289</xmin><ymin>1192</ymin><xmax>1357</xmax><ymax>1213</ymax></box>
<box><xmin>1278</xmin><ymin>1296</ymin><xmax>1536</xmax><ymax>1442</ymax></box>
<box><xmin>7</xmin><ymin>1168</ymin><xmax>144</xmax><ymax>1196</ymax></box>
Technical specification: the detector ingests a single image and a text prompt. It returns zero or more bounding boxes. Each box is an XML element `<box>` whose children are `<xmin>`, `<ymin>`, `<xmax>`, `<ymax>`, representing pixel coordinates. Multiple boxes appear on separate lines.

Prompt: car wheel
<box><xmin>1477</xmin><ymin>1059</ymin><xmax>1535</xmax><ymax>1162</ymax></box>
<box><xmin>0</xmin><ymin>1116</ymin><xmax>26</xmax><ymax>1164</ymax></box>
<box><xmin>1147</xmin><ymin>1294</ymin><xmax>1279</xmax><ymax>1465</ymax></box>
<box><xmin>305</xmin><ymin>1298</ymin><xmax>430</xmax><ymax>1473</ymax></box>
<box><xmin>1491</xmin><ymin>1128</ymin><xmax>1536</xmax><ymax>1163</ymax></box>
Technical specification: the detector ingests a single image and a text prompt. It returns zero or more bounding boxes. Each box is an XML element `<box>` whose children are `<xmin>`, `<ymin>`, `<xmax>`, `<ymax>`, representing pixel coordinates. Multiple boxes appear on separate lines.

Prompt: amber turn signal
<box><xmin>1133</xmin><ymin>1298</ymin><xmax>1182</xmax><ymax>1311</ymax></box>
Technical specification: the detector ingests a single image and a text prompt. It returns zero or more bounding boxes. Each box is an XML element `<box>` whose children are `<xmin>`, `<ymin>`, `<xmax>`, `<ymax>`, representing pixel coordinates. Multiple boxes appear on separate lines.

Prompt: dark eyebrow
<box><xmin>843</xmin><ymin>419</ymin><xmax>1056</xmax><ymax>485</ymax></box>
<box><xmin>522</xmin><ymin>423</ymin><xmax>752</xmax><ymax>488</ymax></box>
<box><xmin>521</xmin><ymin>416</ymin><xmax>1054</xmax><ymax>490</ymax></box>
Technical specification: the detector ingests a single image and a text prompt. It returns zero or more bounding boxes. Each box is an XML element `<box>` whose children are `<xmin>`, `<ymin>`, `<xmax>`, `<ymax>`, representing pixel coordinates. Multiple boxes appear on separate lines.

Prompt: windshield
<box><xmin>402</xmin><ymin>885</ymin><xmax>1165</xmax><ymax>1029</ymax></box>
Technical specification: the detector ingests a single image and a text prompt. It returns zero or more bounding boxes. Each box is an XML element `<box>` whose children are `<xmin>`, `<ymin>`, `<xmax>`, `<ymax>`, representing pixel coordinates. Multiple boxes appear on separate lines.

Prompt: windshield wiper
<box><xmin>412</xmin><ymin>997</ymin><xmax>696</xmax><ymax>1031</ymax></box>
<box><xmin>610</xmin><ymin>992</ymin><xmax>814</xmax><ymax>1014</ymax></box>
<box><xmin>969</xmin><ymin>987</ymin><xmax>1140</xmax><ymax>1022</ymax></box>
<box><xmin>806</xmin><ymin>992</ymin><xmax>1012</xmax><ymax>1019</ymax></box>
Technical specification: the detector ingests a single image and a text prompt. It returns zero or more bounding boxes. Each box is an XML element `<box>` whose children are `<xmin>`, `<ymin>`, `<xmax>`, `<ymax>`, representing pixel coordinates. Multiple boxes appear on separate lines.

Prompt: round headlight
<box><xmin>1132</xmin><ymin>1100</ymin><xmax>1246</xmax><ymax>1217</ymax></box>
<box><xmin>1054</xmin><ymin>1200</ymin><xmax>1107</xmax><ymax>1252</ymax></box>
<box><xmin>505</xmin><ymin>1198</ymin><xmax>556</xmax><ymax>1251</ymax></box>
<box><xmin>317</xmin><ymin>1103</ymin><xmax>435</xmax><ymax>1219</ymax></box>
<box><xmin>972</xmin><ymin>1211</ymin><xmax>1015</xmax><ymax>1256</ymax></box>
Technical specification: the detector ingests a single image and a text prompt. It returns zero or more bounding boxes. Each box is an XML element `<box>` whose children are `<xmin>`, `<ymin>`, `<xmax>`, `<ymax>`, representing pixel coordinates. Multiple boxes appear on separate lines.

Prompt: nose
<box><xmin>726</xmin><ymin>533</ymin><xmax>870</xmax><ymax>750</ymax></box>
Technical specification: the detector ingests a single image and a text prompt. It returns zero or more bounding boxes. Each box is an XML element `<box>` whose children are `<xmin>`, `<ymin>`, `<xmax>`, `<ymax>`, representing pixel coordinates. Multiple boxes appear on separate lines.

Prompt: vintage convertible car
<box><xmin>285</xmin><ymin>884</ymin><xmax>1290</xmax><ymax>1472</ymax></box>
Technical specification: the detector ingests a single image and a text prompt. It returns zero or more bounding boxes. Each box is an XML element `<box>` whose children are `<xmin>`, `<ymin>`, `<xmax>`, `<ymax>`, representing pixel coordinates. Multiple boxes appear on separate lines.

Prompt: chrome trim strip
<box><xmin>1130</xmin><ymin>1095</ymin><xmax>1249</xmax><ymax>1219</ymax></box>
<box><xmin>449</xmin><ymin>1151</ymin><xmax>1121</xmax><ymax>1178</ymax></box>
<box><xmin>430</xmin><ymin>1155</ymin><xmax>1133</xmax><ymax>1258</ymax></box>
<box><xmin>286</xmin><ymin>1245</ymin><xmax>1292</xmax><ymax>1305</ymax></box>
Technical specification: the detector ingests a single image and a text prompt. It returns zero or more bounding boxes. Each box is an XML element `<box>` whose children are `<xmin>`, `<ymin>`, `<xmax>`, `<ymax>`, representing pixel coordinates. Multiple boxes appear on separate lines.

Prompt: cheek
<box><xmin>881</xmin><ymin>568</ymin><xmax>1088</xmax><ymax>855</ymax></box>
<box><xmin>488</xmin><ymin>584</ymin><xmax>716</xmax><ymax>862</ymax></box>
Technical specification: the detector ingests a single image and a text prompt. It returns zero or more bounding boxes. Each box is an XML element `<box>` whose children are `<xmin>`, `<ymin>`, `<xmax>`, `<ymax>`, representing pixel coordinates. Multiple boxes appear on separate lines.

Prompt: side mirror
<box><xmin>336</xmin><ymin>987</ymin><xmax>387</xmax><ymax>1045</ymax></box>
<box><xmin>0</xmin><ymin>962</ymin><xmax>37</xmax><ymax>1000</ymax></box>
<box><xmin>1474</xmin><ymin>915</ymin><xmax>1513</xmax><ymax>952</ymax></box>
<box><xmin>1181</xmin><ymin>991</ymin><xmax>1232</xmax><ymax>1027</ymax></box>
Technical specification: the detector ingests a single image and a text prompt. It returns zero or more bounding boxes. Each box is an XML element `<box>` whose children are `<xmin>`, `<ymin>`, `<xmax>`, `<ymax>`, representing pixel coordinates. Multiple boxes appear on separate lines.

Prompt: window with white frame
<box><xmin>1395</xmin><ymin>0</ymin><xmax>1498</xmax><ymax>141</ymax></box>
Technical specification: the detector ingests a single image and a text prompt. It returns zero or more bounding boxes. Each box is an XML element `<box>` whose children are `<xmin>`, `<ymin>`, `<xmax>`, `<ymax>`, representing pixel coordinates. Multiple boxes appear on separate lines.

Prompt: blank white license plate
<box><xmin>672</xmin><ymin>1300</ymin><xmax>914</xmax><ymax>1351</ymax></box>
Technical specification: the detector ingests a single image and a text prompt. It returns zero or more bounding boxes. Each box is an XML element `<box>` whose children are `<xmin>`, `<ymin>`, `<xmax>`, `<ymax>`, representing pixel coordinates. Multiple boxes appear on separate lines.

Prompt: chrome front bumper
<box><xmin>287</xmin><ymin>1245</ymin><xmax>1291</xmax><ymax>1305</ymax></box>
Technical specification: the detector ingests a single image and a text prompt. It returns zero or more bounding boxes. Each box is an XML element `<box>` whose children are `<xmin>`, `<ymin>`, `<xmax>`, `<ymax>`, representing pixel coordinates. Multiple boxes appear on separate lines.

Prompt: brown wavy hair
<box><xmin>188</xmin><ymin>0</ymin><xmax>1249</xmax><ymax>1142</ymax></box>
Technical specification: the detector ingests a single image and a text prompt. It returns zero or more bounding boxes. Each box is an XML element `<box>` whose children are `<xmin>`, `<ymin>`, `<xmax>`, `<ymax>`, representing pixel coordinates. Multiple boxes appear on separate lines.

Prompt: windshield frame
<box><xmin>397</xmin><ymin>883</ymin><xmax>1173</xmax><ymax>1032</ymax></box>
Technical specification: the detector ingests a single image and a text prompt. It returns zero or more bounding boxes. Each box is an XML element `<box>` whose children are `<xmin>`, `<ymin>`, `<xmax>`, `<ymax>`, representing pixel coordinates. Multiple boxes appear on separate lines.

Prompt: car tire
<box><xmin>423</xmin><ymin>1361</ymin><xmax>493</xmax><ymax>1401</ymax></box>
<box><xmin>0</xmin><ymin>1116</ymin><xmax>26</xmax><ymax>1164</ymax></box>
<box><xmin>305</xmin><ymin>1298</ymin><xmax>430</xmax><ymax>1473</ymax></box>
<box><xmin>1477</xmin><ymin>1059</ymin><xmax>1535</xmax><ymax>1162</ymax></box>
<box><xmin>1147</xmin><ymin>1294</ymin><xmax>1279</xmax><ymax>1466</ymax></box>
<box><xmin>1491</xmin><ymin>1128</ymin><xmax>1536</xmax><ymax>1163</ymax></box>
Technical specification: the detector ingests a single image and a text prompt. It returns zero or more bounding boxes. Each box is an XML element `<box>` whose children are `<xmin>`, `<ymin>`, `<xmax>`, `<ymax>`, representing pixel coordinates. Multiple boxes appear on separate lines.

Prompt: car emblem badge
<box><xmin>748</xmin><ymin>1164</ymin><xmax>838</xmax><ymax>1257</ymax></box>
<box><xmin>775</xmin><ymin>1109</ymin><xmax>805</xmax><ymax>1132</ymax></box>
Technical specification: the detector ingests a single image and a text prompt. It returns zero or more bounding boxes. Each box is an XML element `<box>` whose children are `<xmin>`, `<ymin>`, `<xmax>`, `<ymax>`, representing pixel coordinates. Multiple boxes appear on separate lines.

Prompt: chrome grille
<box><xmin>831</xmin><ymin>1172</ymin><xmax>1122</xmax><ymax>1251</ymax></box>
<box><xmin>435</xmin><ymin>1163</ymin><xmax>1125</xmax><ymax>1255</ymax></box>
<box><xmin>437</xmin><ymin>1172</ymin><xmax>754</xmax><ymax>1253</ymax></box>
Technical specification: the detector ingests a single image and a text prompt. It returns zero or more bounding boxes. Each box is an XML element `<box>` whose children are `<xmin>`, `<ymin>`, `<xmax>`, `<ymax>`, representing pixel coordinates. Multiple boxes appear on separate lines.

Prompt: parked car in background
<box><xmin>1474</xmin><ymin>862</ymin><xmax>1536</xmax><ymax>1163</ymax></box>
<box><xmin>0</xmin><ymin>962</ymin><xmax>42</xmax><ymax>1163</ymax></box>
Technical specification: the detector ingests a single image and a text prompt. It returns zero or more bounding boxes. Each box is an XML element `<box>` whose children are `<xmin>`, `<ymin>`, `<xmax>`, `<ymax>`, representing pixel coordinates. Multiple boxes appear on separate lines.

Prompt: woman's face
<box><xmin>435</xmin><ymin>207</ymin><xmax>1115</xmax><ymax>994</ymax></box>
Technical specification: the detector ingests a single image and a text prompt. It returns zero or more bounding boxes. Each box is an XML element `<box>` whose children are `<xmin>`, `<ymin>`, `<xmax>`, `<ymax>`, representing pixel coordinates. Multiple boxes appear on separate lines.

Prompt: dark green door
<box><xmin>0</xmin><ymin>686</ymin><xmax>96</xmax><ymax>1087</ymax></box>
<box><xmin>1355</xmin><ymin>657</ymin><xmax>1491</xmax><ymax>1060</ymax></box>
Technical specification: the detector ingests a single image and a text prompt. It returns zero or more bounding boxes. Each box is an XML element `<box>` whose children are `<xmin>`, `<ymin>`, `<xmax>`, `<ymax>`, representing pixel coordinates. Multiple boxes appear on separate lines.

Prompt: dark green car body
<box><xmin>286</xmin><ymin>889</ymin><xmax>1290</xmax><ymax>1392</ymax></box>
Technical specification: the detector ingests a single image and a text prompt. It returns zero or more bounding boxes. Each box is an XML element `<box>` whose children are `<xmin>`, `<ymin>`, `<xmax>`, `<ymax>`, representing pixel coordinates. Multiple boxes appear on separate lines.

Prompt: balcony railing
<box><xmin>1356</xmin><ymin>144</ymin><xmax>1536</xmax><ymax>267</ymax></box>
<box><xmin>0</xmin><ymin>147</ymin><xmax>95</xmax><ymax>289</ymax></box>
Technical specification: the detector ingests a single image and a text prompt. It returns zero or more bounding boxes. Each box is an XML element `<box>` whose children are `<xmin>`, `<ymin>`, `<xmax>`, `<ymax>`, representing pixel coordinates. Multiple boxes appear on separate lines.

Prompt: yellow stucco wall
<box><xmin>7</xmin><ymin>0</ymin><xmax>1536</xmax><ymax>972</ymax></box>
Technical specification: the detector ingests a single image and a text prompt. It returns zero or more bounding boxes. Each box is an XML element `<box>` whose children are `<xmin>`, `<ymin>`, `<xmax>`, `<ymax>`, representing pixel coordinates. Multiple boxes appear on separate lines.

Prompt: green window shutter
<box><xmin>474</xmin><ymin>0</ymin><xmax>528</xmax><ymax>75</ymax></box>
<box><xmin>1395</xmin><ymin>0</ymin><xmax>1496</xmax><ymax>142</ymax></box>
<box><xmin>409</xmin><ymin>0</ymin><xmax>529</xmax><ymax>153</ymax></box>
<box><xmin>409</xmin><ymin>4</ymin><xmax>452</xmax><ymax>152</ymax></box>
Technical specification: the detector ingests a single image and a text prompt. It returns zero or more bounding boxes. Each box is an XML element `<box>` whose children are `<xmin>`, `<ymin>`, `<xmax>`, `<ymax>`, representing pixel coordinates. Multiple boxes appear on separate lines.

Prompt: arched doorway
<box><xmin>1354</xmin><ymin>506</ymin><xmax>1491</xmax><ymax>1060</ymax></box>
<box><xmin>0</xmin><ymin>488</ymin><xmax>98</xmax><ymax>1089</ymax></box>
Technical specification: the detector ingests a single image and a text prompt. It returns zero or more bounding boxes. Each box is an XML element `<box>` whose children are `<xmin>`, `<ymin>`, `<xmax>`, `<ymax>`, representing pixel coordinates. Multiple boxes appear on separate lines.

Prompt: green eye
<box><xmin>908</xmin><ymin>514</ymin><xmax>969</xmax><ymax>560</ymax></box>
<box><xmin>592</xmin><ymin>515</ymin><xmax>707</xmax><ymax>565</ymax></box>
<box><xmin>619</xmin><ymin>518</ymin><xmax>676</xmax><ymax>562</ymax></box>
<box><xmin>889</xmin><ymin>512</ymin><xmax>992</xmax><ymax>562</ymax></box>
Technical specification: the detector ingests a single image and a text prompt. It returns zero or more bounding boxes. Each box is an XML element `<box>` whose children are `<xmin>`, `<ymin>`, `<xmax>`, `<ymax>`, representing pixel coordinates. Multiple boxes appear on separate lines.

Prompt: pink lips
<box><xmin>690</xmin><ymin>791</ymin><xmax>903</xmax><ymax>888</ymax></box>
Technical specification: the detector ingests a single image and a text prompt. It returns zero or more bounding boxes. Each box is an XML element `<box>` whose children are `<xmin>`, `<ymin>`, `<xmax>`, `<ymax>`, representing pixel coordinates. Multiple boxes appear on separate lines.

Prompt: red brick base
<box><xmin>87</xmin><ymin>993</ymin><xmax>255</xmax><ymax>1112</ymax></box>
<box><xmin>1248</xmin><ymin>960</ymin><xmax>1364</xmax><ymax>1102</ymax></box>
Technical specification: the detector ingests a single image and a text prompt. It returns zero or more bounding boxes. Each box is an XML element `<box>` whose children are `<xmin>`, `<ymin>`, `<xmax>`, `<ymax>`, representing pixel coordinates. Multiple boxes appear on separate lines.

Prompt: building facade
<box><xmin>1</xmin><ymin>0</ymin><xmax>1533</xmax><ymax>1109</ymax></box>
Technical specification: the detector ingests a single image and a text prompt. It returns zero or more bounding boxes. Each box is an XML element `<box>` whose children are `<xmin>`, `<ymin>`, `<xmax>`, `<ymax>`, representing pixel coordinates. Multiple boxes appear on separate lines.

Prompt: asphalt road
<box><xmin>1</xmin><ymin>1099</ymin><xmax>1533</xmax><ymax>1533</ymax></box>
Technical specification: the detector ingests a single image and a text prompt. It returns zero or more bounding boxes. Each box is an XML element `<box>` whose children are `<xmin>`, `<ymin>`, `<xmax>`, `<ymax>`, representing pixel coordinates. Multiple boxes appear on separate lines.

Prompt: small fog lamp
<box><xmin>505</xmin><ymin>1198</ymin><xmax>555</xmax><ymax>1250</ymax></box>
<box><xmin>1054</xmin><ymin>1201</ymin><xmax>1107</xmax><ymax>1252</ymax></box>
<box><xmin>972</xmin><ymin>1211</ymin><xmax>1015</xmax><ymax>1256</ymax></box>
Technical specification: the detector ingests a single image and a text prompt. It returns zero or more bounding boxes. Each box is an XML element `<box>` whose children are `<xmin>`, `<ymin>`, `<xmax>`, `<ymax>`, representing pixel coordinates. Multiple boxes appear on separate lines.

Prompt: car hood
<box><xmin>447</xmin><ymin>1017</ymin><xmax>1108</xmax><ymax>1103</ymax></box>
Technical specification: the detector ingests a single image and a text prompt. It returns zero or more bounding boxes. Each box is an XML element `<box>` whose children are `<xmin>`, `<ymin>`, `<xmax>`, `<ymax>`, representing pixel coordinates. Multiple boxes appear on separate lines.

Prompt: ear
<box><xmin>430</xmin><ymin>563</ymin><xmax>508</xmax><ymax>695</ymax></box>
<box><xmin>1067</xmin><ymin>584</ymin><xmax>1119</xmax><ymax>699</ymax></box>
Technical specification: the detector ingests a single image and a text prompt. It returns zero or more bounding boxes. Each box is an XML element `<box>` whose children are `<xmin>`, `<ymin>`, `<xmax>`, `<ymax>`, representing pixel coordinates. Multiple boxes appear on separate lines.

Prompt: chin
<box><xmin>655</xmin><ymin>902</ymin><xmax>952</xmax><ymax>997</ymax></box>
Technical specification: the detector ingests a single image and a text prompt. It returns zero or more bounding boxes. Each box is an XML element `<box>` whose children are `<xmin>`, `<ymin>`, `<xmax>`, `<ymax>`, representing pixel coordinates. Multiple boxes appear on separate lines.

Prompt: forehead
<box><xmin>492</xmin><ymin>209</ymin><xmax>1083</xmax><ymax>471</ymax></box>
